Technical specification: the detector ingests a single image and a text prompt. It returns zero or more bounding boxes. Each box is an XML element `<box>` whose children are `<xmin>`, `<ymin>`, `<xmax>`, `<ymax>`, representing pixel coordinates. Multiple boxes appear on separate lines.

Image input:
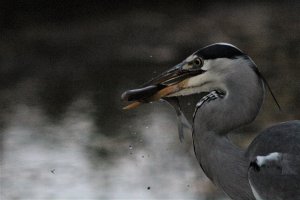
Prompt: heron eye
<box><xmin>193</xmin><ymin>58</ymin><xmax>203</xmax><ymax>67</ymax></box>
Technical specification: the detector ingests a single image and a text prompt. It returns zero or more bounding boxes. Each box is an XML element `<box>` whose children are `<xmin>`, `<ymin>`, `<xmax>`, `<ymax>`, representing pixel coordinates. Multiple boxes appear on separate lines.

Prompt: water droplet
<box><xmin>145</xmin><ymin>126</ymin><xmax>149</xmax><ymax>129</ymax></box>
<box><xmin>147</xmin><ymin>186</ymin><xmax>151</xmax><ymax>190</ymax></box>
<box><xmin>129</xmin><ymin>145</ymin><xmax>133</xmax><ymax>150</ymax></box>
<box><xmin>149</xmin><ymin>55</ymin><xmax>153</xmax><ymax>58</ymax></box>
<box><xmin>187</xmin><ymin>184</ymin><xmax>190</xmax><ymax>187</ymax></box>
<box><xmin>142</xmin><ymin>155</ymin><xmax>144</xmax><ymax>158</ymax></box>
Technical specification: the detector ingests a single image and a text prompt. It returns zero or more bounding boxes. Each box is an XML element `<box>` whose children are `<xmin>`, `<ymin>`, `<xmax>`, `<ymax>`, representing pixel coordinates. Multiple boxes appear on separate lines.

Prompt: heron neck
<box><xmin>191</xmin><ymin>60</ymin><xmax>263</xmax><ymax>199</ymax></box>
<box><xmin>191</xmin><ymin>82</ymin><xmax>263</xmax><ymax>200</ymax></box>
<box><xmin>193</xmin><ymin>130</ymin><xmax>254</xmax><ymax>199</ymax></box>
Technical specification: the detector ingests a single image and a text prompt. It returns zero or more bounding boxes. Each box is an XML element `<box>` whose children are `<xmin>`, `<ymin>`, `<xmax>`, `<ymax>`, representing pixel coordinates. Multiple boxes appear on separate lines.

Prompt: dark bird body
<box><xmin>247</xmin><ymin>121</ymin><xmax>300</xmax><ymax>200</ymax></box>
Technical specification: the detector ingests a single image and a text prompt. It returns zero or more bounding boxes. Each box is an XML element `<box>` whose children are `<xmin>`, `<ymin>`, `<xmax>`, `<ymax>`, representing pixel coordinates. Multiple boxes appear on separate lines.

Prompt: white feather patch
<box><xmin>256</xmin><ymin>152</ymin><xmax>281</xmax><ymax>167</ymax></box>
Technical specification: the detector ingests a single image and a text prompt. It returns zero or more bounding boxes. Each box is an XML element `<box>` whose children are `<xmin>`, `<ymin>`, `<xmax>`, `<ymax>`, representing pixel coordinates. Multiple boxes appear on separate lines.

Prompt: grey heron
<box><xmin>121</xmin><ymin>43</ymin><xmax>300</xmax><ymax>200</ymax></box>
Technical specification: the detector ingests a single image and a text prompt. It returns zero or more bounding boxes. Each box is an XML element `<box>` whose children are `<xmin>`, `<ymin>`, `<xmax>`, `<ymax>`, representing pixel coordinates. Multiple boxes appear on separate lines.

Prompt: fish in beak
<box><xmin>121</xmin><ymin>55</ymin><xmax>206</xmax><ymax>142</ymax></box>
<box><xmin>121</xmin><ymin>62</ymin><xmax>205</xmax><ymax>110</ymax></box>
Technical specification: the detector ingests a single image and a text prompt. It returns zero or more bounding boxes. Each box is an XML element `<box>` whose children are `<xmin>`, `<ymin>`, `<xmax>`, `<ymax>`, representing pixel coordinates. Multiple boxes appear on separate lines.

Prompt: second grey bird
<box><xmin>121</xmin><ymin>43</ymin><xmax>300</xmax><ymax>200</ymax></box>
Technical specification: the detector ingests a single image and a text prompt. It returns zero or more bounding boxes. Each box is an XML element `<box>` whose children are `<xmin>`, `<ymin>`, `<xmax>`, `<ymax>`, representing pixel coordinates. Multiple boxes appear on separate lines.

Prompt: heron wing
<box><xmin>246</xmin><ymin>120</ymin><xmax>300</xmax><ymax>200</ymax></box>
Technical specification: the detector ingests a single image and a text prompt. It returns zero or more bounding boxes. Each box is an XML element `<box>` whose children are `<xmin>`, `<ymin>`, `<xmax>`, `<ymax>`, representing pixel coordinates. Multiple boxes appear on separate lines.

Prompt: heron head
<box><xmin>121</xmin><ymin>43</ymin><xmax>265</xmax><ymax>110</ymax></box>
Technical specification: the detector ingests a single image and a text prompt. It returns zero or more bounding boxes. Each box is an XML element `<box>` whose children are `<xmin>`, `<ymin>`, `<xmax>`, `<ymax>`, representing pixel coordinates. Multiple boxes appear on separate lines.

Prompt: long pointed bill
<box><xmin>121</xmin><ymin>62</ymin><xmax>204</xmax><ymax>110</ymax></box>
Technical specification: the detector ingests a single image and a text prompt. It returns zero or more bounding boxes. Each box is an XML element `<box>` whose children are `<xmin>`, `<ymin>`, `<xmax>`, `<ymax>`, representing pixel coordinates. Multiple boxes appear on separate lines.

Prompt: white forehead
<box><xmin>187</xmin><ymin>56</ymin><xmax>255</xmax><ymax>87</ymax></box>
<box><xmin>201</xmin><ymin>56</ymin><xmax>253</xmax><ymax>71</ymax></box>
<box><xmin>201</xmin><ymin>58</ymin><xmax>234</xmax><ymax>71</ymax></box>
<box><xmin>185</xmin><ymin>54</ymin><xmax>198</xmax><ymax>62</ymax></box>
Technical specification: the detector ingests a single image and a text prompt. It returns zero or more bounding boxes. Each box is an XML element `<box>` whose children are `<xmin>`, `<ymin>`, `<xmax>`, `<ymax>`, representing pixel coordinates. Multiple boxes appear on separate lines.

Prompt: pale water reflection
<box><xmin>1</xmin><ymin>100</ymin><xmax>223</xmax><ymax>199</ymax></box>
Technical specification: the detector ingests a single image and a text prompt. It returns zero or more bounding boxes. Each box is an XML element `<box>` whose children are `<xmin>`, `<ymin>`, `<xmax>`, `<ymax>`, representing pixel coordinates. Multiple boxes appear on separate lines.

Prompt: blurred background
<box><xmin>0</xmin><ymin>0</ymin><xmax>299</xmax><ymax>199</ymax></box>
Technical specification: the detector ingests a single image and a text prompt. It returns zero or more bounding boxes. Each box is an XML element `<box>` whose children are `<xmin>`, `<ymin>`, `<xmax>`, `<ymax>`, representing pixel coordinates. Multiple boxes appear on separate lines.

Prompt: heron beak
<box><xmin>121</xmin><ymin>62</ymin><xmax>204</xmax><ymax>109</ymax></box>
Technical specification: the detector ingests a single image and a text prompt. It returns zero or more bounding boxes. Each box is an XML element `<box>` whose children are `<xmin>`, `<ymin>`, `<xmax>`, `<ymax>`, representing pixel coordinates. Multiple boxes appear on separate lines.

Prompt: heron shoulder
<box><xmin>247</xmin><ymin>120</ymin><xmax>300</xmax><ymax>200</ymax></box>
<box><xmin>248</xmin><ymin>151</ymin><xmax>300</xmax><ymax>200</ymax></box>
<box><xmin>246</xmin><ymin>120</ymin><xmax>300</xmax><ymax>159</ymax></box>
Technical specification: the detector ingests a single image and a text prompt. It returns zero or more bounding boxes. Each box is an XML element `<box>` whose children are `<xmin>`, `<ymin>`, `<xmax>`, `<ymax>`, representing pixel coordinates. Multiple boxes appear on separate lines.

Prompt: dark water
<box><xmin>0</xmin><ymin>1</ymin><xmax>299</xmax><ymax>199</ymax></box>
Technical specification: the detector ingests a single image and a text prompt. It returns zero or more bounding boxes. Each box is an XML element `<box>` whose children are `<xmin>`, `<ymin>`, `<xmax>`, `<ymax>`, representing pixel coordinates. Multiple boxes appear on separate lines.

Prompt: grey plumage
<box><xmin>192</xmin><ymin>54</ymin><xmax>263</xmax><ymax>199</ymax></box>
<box><xmin>121</xmin><ymin>43</ymin><xmax>300</xmax><ymax>200</ymax></box>
<box><xmin>247</xmin><ymin>121</ymin><xmax>300</xmax><ymax>200</ymax></box>
<box><xmin>191</xmin><ymin>45</ymin><xmax>300</xmax><ymax>200</ymax></box>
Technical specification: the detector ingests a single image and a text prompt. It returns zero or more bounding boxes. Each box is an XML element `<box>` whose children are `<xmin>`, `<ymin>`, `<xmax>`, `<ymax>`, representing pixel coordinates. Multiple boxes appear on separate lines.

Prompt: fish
<box><xmin>121</xmin><ymin>84</ymin><xmax>191</xmax><ymax>141</ymax></box>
